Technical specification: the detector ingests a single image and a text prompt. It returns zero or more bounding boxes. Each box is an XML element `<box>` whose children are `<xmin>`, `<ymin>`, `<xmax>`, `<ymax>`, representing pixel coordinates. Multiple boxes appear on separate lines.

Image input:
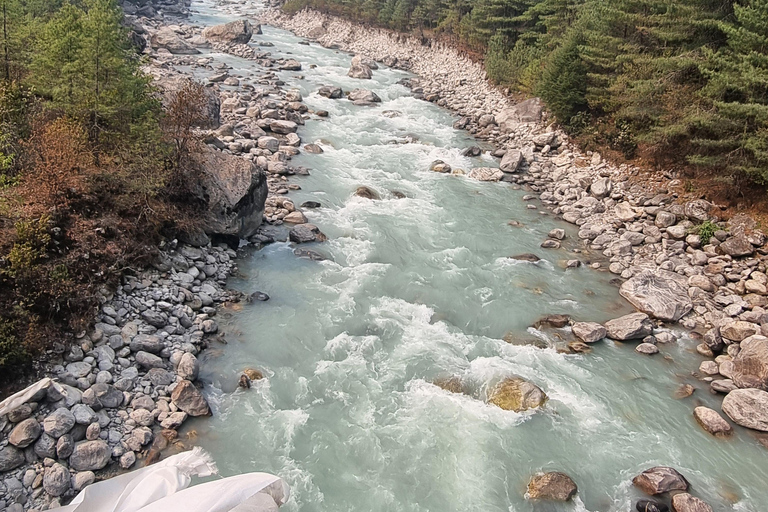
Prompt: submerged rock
<box><xmin>632</xmin><ymin>466</ymin><xmax>689</xmax><ymax>495</ymax></box>
<box><xmin>487</xmin><ymin>378</ymin><xmax>547</xmax><ymax>412</ymax></box>
<box><xmin>354</xmin><ymin>186</ymin><xmax>380</xmax><ymax>199</ymax></box>
<box><xmin>429</xmin><ymin>160</ymin><xmax>451</xmax><ymax>173</ymax></box>
<box><xmin>509</xmin><ymin>253</ymin><xmax>540</xmax><ymax>263</ymax></box>
<box><xmin>527</xmin><ymin>472</ymin><xmax>577</xmax><ymax>501</ymax></box>
<box><xmin>289</xmin><ymin>224</ymin><xmax>327</xmax><ymax>244</ymax></box>
<box><xmin>433</xmin><ymin>376</ymin><xmax>463</xmax><ymax>394</ymax></box>
<box><xmin>619</xmin><ymin>269</ymin><xmax>693</xmax><ymax>322</ymax></box>
<box><xmin>348</xmin><ymin>88</ymin><xmax>381</xmax><ymax>104</ymax></box>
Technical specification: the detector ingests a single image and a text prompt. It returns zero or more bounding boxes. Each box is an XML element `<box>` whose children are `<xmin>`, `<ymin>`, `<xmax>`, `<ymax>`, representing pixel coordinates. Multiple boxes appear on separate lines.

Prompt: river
<box><xmin>178</xmin><ymin>2</ymin><xmax>768</xmax><ymax>510</ymax></box>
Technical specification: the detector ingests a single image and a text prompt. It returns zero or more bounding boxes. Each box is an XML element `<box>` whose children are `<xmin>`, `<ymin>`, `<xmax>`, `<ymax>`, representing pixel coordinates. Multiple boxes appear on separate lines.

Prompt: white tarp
<box><xmin>48</xmin><ymin>447</ymin><xmax>289</xmax><ymax>512</ymax></box>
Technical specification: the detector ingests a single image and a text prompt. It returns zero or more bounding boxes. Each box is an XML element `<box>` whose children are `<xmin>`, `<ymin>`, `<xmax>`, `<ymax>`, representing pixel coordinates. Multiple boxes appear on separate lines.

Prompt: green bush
<box><xmin>0</xmin><ymin>320</ymin><xmax>29</xmax><ymax>374</ymax></box>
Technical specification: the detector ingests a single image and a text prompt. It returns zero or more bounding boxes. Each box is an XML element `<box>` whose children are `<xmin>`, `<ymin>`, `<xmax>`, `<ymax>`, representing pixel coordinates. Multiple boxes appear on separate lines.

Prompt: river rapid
<box><xmin>179</xmin><ymin>2</ymin><xmax>768</xmax><ymax>510</ymax></box>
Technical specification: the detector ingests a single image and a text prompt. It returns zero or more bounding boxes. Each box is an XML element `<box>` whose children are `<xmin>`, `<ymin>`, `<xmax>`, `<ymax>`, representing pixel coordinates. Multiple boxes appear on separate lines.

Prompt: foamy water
<box><xmin>181</xmin><ymin>2</ymin><xmax>768</xmax><ymax>510</ymax></box>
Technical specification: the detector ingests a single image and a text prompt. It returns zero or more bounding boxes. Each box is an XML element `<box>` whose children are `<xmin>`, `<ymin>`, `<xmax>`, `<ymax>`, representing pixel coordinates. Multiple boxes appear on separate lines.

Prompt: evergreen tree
<box><xmin>536</xmin><ymin>31</ymin><xmax>587</xmax><ymax>123</ymax></box>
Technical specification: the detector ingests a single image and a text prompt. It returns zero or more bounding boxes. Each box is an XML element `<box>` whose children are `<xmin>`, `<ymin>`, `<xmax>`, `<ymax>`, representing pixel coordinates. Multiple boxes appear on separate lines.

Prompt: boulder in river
<box><xmin>636</xmin><ymin>500</ymin><xmax>669</xmax><ymax>512</ymax></box>
<box><xmin>721</xmin><ymin>387</ymin><xmax>768</xmax><ymax>431</ymax></box>
<box><xmin>632</xmin><ymin>466</ymin><xmax>689</xmax><ymax>495</ymax></box>
<box><xmin>527</xmin><ymin>472</ymin><xmax>577</xmax><ymax>501</ymax></box>
<box><xmin>348</xmin><ymin>62</ymin><xmax>373</xmax><ymax>79</ymax></box>
<box><xmin>619</xmin><ymin>269</ymin><xmax>693</xmax><ymax>322</ymax></box>
<box><xmin>279</xmin><ymin>59</ymin><xmax>302</xmax><ymax>71</ymax></box>
<box><xmin>509</xmin><ymin>253</ymin><xmax>540</xmax><ymax>263</ymax></box>
<box><xmin>429</xmin><ymin>160</ymin><xmax>451</xmax><ymax>173</ymax></box>
<box><xmin>572</xmin><ymin>322</ymin><xmax>606</xmax><ymax>343</ymax></box>
<box><xmin>318</xmin><ymin>86</ymin><xmax>343</xmax><ymax>98</ymax></box>
<box><xmin>693</xmin><ymin>406</ymin><xmax>732</xmax><ymax>436</ymax></box>
<box><xmin>488</xmin><ymin>377</ymin><xmax>547</xmax><ymax>412</ymax></box>
<box><xmin>354</xmin><ymin>186</ymin><xmax>380</xmax><ymax>200</ymax></box>
<box><xmin>605</xmin><ymin>312</ymin><xmax>654</xmax><ymax>340</ymax></box>
<box><xmin>348</xmin><ymin>88</ymin><xmax>381</xmax><ymax>104</ymax></box>
<box><xmin>732</xmin><ymin>335</ymin><xmax>768</xmax><ymax>389</ymax></box>
<box><xmin>671</xmin><ymin>493</ymin><xmax>713</xmax><ymax>512</ymax></box>
<box><xmin>189</xmin><ymin>144</ymin><xmax>268</xmax><ymax>240</ymax></box>
<box><xmin>289</xmin><ymin>224</ymin><xmax>327</xmax><ymax>244</ymax></box>
<box><xmin>202</xmin><ymin>20</ymin><xmax>257</xmax><ymax>45</ymax></box>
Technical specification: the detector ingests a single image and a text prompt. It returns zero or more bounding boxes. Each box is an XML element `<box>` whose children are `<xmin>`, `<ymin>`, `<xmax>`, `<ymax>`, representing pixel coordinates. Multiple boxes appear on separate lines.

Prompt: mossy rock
<box><xmin>488</xmin><ymin>377</ymin><xmax>547</xmax><ymax>412</ymax></box>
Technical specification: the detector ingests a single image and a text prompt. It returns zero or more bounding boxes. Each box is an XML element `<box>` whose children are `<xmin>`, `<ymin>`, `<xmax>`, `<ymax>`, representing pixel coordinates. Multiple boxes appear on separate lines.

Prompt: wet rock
<box><xmin>619</xmin><ymin>269</ymin><xmax>693</xmax><ymax>322</ymax></box>
<box><xmin>548</xmin><ymin>229</ymin><xmax>566</xmax><ymax>240</ymax></box>
<box><xmin>632</xmin><ymin>466</ymin><xmax>689</xmax><ymax>495</ymax></box>
<box><xmin>43</xmin><ymin>463</ymin><xmax>70</xmax><ymax>497</ymax></box>
<box><xmin>721</xmin><ymin>388</ymin><xmax>768</xmax><ymax>431</ymax></box>
<box><xmin>279</xmin><ymin>59</ymin><xmax>302</xmax><ymax>70</ymax></box>
<box><xmin>43</xmin><ymin>408</ymin><xmax>76</xmax><ymax>438</ymax></box>
<box><xmin>527</xmin><ymin>472</ymin><xmax>577</xmax><ymax>501</ymax></box>
<box><xmin>536</xmin><ymin>314</ymin><xmax>571</xmax><ymax>328</ymax></box>
<box><xmin>8</xmin><ymin>418</ymin><xmax>41</xmax><ymax>448</ymax></box>
<box><xmin>509</xmin><ymin>253</ymin><xmax>540</xmax><ymax>263</ymax></box>
<box><xmin>354</xmin><ymin>186</ymin><xmax>380</xmax><ymax>199</ymax></box>
<box><xmin>467</xmin><ymin>167</ymin><xmax>504</xmax><ymax>182</ymax></box>
<box><xmin>429</xmin><ymin>160</ymin><xmax>451</xmax><ymax>173</ymax></box>
<box><xmin>488</xmin><ymin>377</ymin><xmax>547</xmax><ymax>412</ymax></box>
<box><xmin>69</xmin><ymin>440</ymin><xmax>111</xmax><ymax>471</ymax></box>
<box><xmin>304</xmin><ymin>144</ymin><xmax>324</xmax><ymax>154</ymax></box>
<box><xmin>284</xmin><ymin>211</ymin><xmax>308</xmax><ymax>224</ymax></box>
<box><xmin>348</xmin><ymin>88</ymin><xmax>380</xmax><ymax>103</ymax></box>
<box><xmin>636</xmin><ymin>343</ymin><xmax>659</xmax><ymax>355</ymax></box>
<box><xmin>294</xmin><ymin>248</ymin><xmax>326</xmax><ymax>261</ymax></box>
<box><xmin>671</xmin><ymin>493</ymin><xmax>713</xmax><ymax>512</ymax></box>
<box><xmin>693</xmin><ymin>406</ymin><xmax>732</xmax><ymax>436</ymax></box>
<box><xmin>0</xmin><ymin>445</ymin><xmax>25</xmax><ymax>472</ymax></box>
<box><xmin>318</xmin><ymin>86</ymin><xmax>343</xmax><ymax>98</ymax></box>
<box><xmin>171</xmin><ymin>380</ymin><xmax>211</xmax><ymax>416</ymax></box>
<box><xmin>202</xmin><ymin>20</ymin><xmax>255</xmax><ymax>45</ymax></box>
<box><xmin>540</xmin><ymin>240</ymin><xmax>560</xmax><ymax>249</ymax></box>
<box><xmin>301</xmin><ymin>201</ymin><xmax>322</xmax><ymax>209</ymax></box>
<box><xmin>433</xmin><ymin>376</ymin><xmax>463</xmax><ymax>394</ymax></box>
<box><xmin>572</xmin><ymin>322</ymin><xmax>606</xmax><ymax>343</ymax></box>
<box><xmin>732</xmin><ymin>335</ymin><xmax>768</xmax><ymax>389</ymax></box>
<box><xmin>605</xmin><ymin>313</ymin><xmax>654</xmax><ymax>341</ymax></box>
<box><xmin>289</xmin><ymin>224</ymin><xmax>327</xmax><ymax>244</ymax></box>
<box><xmin>636</xmin><ymin>500</ymin><xmax>669</xmax><ymax>512</ymax></box>
<box><xmin>348</xmin><ymin>63</ymin><xmax>372</xmax><ymax>79</ymax></box>
<box><xmin>674</xmin><ymin>384</ymin><xmax>695</xmax><ymax>399</ymax></box>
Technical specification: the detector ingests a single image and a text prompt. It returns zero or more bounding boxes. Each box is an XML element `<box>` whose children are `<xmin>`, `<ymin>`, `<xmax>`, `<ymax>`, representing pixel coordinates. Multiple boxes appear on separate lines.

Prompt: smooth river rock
<box><xmin>671</xmin><ymin>493</ymin><xmax>713</xmax><ymax>512</ymax></box>
<box><xmin>721</xmin><ymin>388</ymin><xmax>768</xmax><ymax>431</ymax></box>
<box><xmin>693</xmin><ymin>406</ymin><xmax>732</xmax><ymax>436</ymax></box>
<box><xmin>571</xmin><ymin>322</ymin><xmax>607</xmax><ymax>343</ymax></box>
<box><xmin>605</xmin><ymin>313</ymin><xmax>654</xmax><ymax>341</ymax></box>
<box><xmin>8</xmin><ymin>418</ymin><xmax>41</xmax><ymax>448</ymax></box>
<box><xmin>619</xmin><ymin>269</ymin><xmax>693</xmax><ymax>322</ymax></box>
<box><xmin>527</xmin><ymin>472</ymin><xmax>577</xmax><ymax>501</ymax></box>
<box><xmin>632</xmin><ymin>466</ymin><xmax>689</xmax><ymax>495</ymax></box>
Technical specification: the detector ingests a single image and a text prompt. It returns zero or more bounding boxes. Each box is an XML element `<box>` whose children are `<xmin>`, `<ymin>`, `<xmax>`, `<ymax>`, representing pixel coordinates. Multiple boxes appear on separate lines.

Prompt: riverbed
<box><xmin>182</xmin><ymin>2</ymin><xmax>768</xmax><ymax>510</ymax></box>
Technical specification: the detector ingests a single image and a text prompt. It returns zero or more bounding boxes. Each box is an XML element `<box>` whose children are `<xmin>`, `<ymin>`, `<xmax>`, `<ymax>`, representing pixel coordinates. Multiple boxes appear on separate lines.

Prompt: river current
<box><xmin>179</xmin><ymin>2</ymin><xmax>768</xmax><ymax>510</ymax></box>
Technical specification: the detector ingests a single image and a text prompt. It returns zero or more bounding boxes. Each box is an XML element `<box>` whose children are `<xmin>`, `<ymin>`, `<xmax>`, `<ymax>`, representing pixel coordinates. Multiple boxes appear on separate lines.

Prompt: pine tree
<box><xmin>690</xmin><ymin>0</ymin><xmax>768</xmax><ymax>182</ymax></box>
<box><xmin>536</xmin><ymin>31</ymin><xmax>587</xmax><ymax>123</ymax></box>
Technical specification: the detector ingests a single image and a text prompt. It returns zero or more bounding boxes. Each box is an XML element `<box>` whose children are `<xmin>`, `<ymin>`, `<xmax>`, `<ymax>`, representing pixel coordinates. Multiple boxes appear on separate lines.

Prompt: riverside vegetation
<box><xmin>280</xmin><ymin>0</ymin><xmax>768</xmax><ymax>192</ymax></box>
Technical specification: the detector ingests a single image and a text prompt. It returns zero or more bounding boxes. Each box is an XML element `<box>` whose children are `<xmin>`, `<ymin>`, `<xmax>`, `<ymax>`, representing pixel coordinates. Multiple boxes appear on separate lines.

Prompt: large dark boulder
<box><xmin>188</xmin><ymin>144</ymin><xmax>268</xmax><ymax>240</ymax></box>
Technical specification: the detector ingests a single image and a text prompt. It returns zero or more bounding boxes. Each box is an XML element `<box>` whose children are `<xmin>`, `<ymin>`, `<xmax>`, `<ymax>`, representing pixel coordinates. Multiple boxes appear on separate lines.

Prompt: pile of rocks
<box><xmin>0</xmin><ymin>242</ymin><xmax>238</xmax><ymax>510</ymax></box>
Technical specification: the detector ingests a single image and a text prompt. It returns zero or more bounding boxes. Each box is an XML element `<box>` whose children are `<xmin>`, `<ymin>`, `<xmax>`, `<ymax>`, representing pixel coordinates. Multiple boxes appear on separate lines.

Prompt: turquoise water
<box><xmin>181</xmin><ymin>3</ymin><xmax>768</xmax><ymax>510</ymax></box>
